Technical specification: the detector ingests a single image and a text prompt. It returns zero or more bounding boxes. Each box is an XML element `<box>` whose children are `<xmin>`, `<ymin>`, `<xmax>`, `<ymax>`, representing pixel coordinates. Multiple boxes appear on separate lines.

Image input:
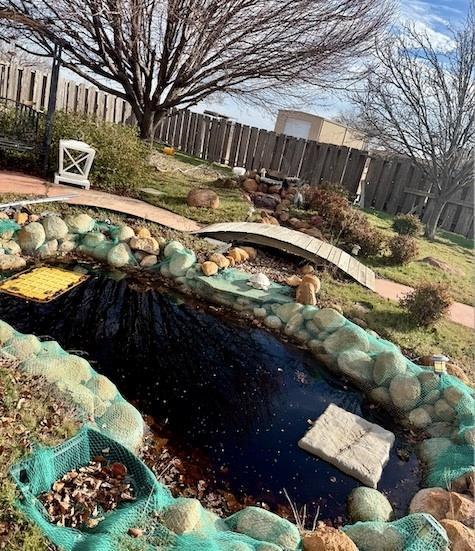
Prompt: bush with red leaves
<box><xmin>400</xmin><ymin>282</ymin><xmax>453</xmax><ymax>326</ymax></box>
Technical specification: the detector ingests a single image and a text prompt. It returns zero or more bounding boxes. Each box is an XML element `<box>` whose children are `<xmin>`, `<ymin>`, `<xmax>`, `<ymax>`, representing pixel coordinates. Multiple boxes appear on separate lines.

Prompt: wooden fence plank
<box><xmin>245</xmin><ymin>126</ymin><xmax>259</xmax><ymax>169</ymax></box>
<box><xmin>228</xmin><ymin>123</ymin><xmax>242</xmax><ymax>167</ymax></box>
<box><xmin>270</xmin><ymin>133</ymin><xmax>286</xmax><ymax>172</ymax></box>
<box><xmin>261</xmin><ymin>131</ymin><xmax>277</xmax><ymax>170</ymax></box>
<box><xmin>289</xmin><ymin>139</ymin><xmax>306</xmax><ymax>176</ymax></box>
<box><xmin>252</xmin><ymin>130</ymin><xmax>269</xmax><ymax>170</ymax></box>
<box><xmin>221</xmin><ymin>120</ymin><xmax>232</xmax><ymax>164</ymax></box>
<box><xmin>236</xmin><ymin>125</ymin><xmax>250</xmax><ymax>167</ymax></box>
<box><xmin>311</xmin><ymin>143</ymin><xmax>331</xmax><ymax>186</ymax></box>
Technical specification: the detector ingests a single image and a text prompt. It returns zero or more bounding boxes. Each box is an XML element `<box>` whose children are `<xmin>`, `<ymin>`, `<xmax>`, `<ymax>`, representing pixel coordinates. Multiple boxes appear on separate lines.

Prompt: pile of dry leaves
<box><xmin>39</xmin><ymin>459</ymin><xmax>135</xmax><ymax>528</ymax></box>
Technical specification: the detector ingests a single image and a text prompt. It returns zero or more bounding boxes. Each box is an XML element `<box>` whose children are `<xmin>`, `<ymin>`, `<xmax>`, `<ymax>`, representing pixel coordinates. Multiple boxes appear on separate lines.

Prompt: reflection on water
<box><xmin>0</xmin><ymin>272</ymin><xmax>421</xmax><ymax>519</ymax></box>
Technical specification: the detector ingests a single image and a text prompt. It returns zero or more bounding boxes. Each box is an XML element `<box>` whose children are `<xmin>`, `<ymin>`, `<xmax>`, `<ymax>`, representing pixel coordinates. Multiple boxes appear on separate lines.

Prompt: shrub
<box><xmin>348</xmin><ymin>226</ymin><xmax>387</xmax><ymax>257</ymax></box>
<box><xmin>392</xmin><ymin>214</ymin><xmax>422</xmax><ymax>236</ymax></box>
<box><xmin>50</xmin><ymin>112</ymin><xmax>150</xmax><ymax>195</ymax></box>
<box><xmin>401</xmin><ymin>282</ymin><xmax>453</xmax><ymax>326</ymax></box>
<box><xmin>387</xmin><ymin>235</ymin><xmax>419</xmax><ymax>264</ymax></box>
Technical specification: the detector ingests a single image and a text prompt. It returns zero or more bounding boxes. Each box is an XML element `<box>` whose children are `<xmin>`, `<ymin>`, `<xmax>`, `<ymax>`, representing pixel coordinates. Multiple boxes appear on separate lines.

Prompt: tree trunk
<box><xmin>139</xmin><ymin>109</ymin><xmax>154</xmax><ymax>140</ymax></box>
<box><xmin>424</xmin><ymin>196</ymin><xmax>447</xmax><ymax>240</ymax></box>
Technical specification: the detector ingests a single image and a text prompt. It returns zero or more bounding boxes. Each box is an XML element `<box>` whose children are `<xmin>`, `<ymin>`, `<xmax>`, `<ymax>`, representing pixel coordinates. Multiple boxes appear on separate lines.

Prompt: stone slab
<box><xmin>298</xmin><ymin>403</ymin><xmax>395</xmax><ymax>488</ymax></box>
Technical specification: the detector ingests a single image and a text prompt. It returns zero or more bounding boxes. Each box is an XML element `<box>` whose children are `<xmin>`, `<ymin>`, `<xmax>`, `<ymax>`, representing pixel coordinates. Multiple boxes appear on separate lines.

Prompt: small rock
<box><xmin>347</xmin><ymin>487</ymin><xmax>393</xmax><ymax>522</ymax></box>
<box><xmin>440</xmin><ymin>519</ymin><xmax>475</xmax><ymax>551</ymax></box>
<box><xmin>264</xmin><ymin>315</ymin><xmax>282</xmax><ymax>330</ymax></box>
<box><xmin>161</xmin><ymin>498</ymin><xmax>202</xmax><ymax>534</ymax></box>
<box><xmin>242</xmin><ymin>178</ymin><xmax>258</xmax><ymax>193</ymax></box>
<box><xmin>41</xmin><ymin>216</ymin><xmax>69</xmax><ymax>240</ymax></box>
<box><xmin>343</xmin><ymin>521</ymin><xmax>403</xmax><ymax>551</ymax></box>
<box><xmin>389</xmin><ymin>374</ymin><xmax>421</xmax><ymax>411</ymax></box>
<box><xmin>3</xmin><ymin>240</ymin><xmax>21</xmax><ymax>255</ymax></box>
<box><xmin>0</xmin><ymin>254</ymin><xmax>26</xmax><ymax>271</ymax></box>
<box><xmin>240</xmin><ymin>246</ymin><xmax>257</xmax><ymax>259</ymax></box>
<box><xmin>271</xmin><ymin>302</ymin><xmax>303</xmax><ymax>323</ymax></box>
<box><xmin>38</xmin><ymin>239</ymin><xmax>58</xmax><ymax>258</ymax></box>
<box><xmin>369</xmin><ymin>386</ymin><xmax>392</xmax><ymax>407</ymax></box>
<box><xmin>201</xmin><ymin>261</ymin><xmax>219</xmax><ymax>276</ymax></box>
<box><xmin>164</xmin><ymin>240</ymin><xmax>184</xmax><ymax>258</ymax></box>
<box><xmin>116</xmin><ymin>225</ymin><xmax>135</xmax><ymax>241</ymax></box>
<box><xmin>408</xmin><ymin>407</ymin><xmax>432</xmax><ymax>428</ymax></box>
<box><xmin>136</xmin><ymin>226</ymin><xmax>151</xmax><ymax>238</ymax></box>
<box><xmin>168</xmin><ymin>249</ymin><xmax>196</xmax><ymax>277</ymax></box>
<box><xmin>17</xmin><ymin>222</ymin><xmax>46</xmax><ymax>253</ymax></box>
<box><xmin>451</xmin><ymin>470</ymin><xmax>475</xmax><ymax>496</ymax></box>
<box><xmin>58</xmin><ymin>239</ymin><xmax>77</xmax><ymax>254</ymax></box>
<box><xmin>187</xmin><ymin>188</ymin><xmax>220</xmax><ymax>209</ymax></box>
<box><xmin>303</xmin><ymin>525</ymin><xmax>358</xmax><ymax>551</ymax></box>
<box><xmin>252</xmin><ymin>193</ymin><xmax>280</xmax><ymax>210</ymax></box>
<box><xmin>434</xmin><ymin>398</ymin><xmax>455</xmax><ymax>420</ymax></box>
<box><xmin>14</xmin><ymin>211</ymin><xmax>28</xmax><ymax>225</ymax></box>
<box><xmin>129</xmin><ymin>236</ymin><xmax>160</xmax><ymax>254</ymax></box>
<box><xmin>285</xmin><ymin>275</ymin><xmax>302</xmax><ymax>287</ymax></box>
<box><xmin>253</xmin><ymin>307</ymin><xmax>267</xmax><ymax>318</ymax></box>
<box><xmin>107</xmin><ymin>243</ymin><xmax>132</xmax><ymax>268</ymax></box>
<box><xmin>209</xmin><ymin>253</ymin><xmax>230</xmax><ymax>269</ymax></box>
<box><xmin>140</xmin><ymin>254</ymin><xmax>158</xmax><ymax>268</ymax></box>
<box><xmin>337</xmin><ymin>350</ymin><xmax>374</xmax><ymax>385</ymax></box>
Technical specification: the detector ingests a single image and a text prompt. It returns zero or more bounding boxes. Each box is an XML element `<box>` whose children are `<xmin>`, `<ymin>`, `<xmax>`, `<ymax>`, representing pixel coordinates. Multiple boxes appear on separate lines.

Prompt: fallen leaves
<box><xmin>39</xmin><ymin>459</ymin><xmax>136</xmax><ymax>529</ymax></box>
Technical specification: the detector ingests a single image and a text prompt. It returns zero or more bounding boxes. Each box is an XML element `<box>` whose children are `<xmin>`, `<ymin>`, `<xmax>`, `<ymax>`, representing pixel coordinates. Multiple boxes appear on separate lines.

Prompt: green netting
<box><xmin>342</xmin><ymin>513</ymin><xmax>449</xmax><ymax>551</ymax></box>
<box><xmin>0</xmin><ymin>323</ymin><xmax>144</xmax><ymax>451</ymax></box>
<box><xmin>10</xmin><ymin>426</ymin><xmax>173</xmax><ymax>551</ymax></box>
<box><xmin>0</xmin><ymin>218</ymin><xmax>20</xmax><ymax>235</ymax></box>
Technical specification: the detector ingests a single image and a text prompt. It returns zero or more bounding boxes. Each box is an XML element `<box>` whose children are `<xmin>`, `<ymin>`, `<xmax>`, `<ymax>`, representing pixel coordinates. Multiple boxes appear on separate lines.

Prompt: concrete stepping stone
<box><xmin>298</xmin><ymin>403</ymin><xmax>395</xmax><ymax>488</ymax></box>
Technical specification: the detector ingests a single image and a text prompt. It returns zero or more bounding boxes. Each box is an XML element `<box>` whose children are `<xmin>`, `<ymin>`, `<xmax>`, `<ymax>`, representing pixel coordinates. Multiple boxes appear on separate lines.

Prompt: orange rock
<box><xmin>285</xmin><ymin>275</ymin><xmax>302</xmax><ymax>287</ymax></box>
<box><xmin>15</xmin><ymin>212</ymin><xmax>28</xmax><ymax>225</ymax></box>
<box><xmin>410</xmin><ymin>488</ymin><xmax>475</xmax><ymax>527</ymax></box>
<box><xmin>201</xmin><ymin>261</ymin><xmax>219</xmax><ymax>276</ymax></box>
<box><xmin>296</xmin><ymin>281</ymin><xmax>317</xmax><ymax>306</ymax></box>
<box><xmin>242</xmin><ymin>178</ymin><xmax>258</xmax><ymax>193</ymax></box>
<box><xmin>240</xmin><ymin>246</ymin><xmax>257</xmax><ymax>260</ymax></box>
<box><xmin>302</xmin><ymin>274</ymin><xmax>321</xmax><ymax>293</ymax></box>
<box><xmin>303</xmin><ymin>526</ymin><xmax>358</xmax><ymax>551</ymax></box>
<box><xmin>440</xmin><ymin>519</ymin><xmax>475</xmax><ymax>551</ymax></box>
<box><xmin>136</xmin><ymin>227</ymin><xmax>151</xmax><ymax>238</ymax></box>
<box><xmin>299</xmin><ymin>264</ymin><xmax>315</xmax><ymax>275</ymax></box>
<box><xmin>209</xmin><ymin>253</ymin><xmax>230</xmax><ymax>269</ymax></box>
<box><xmin>226</xmin><ymin>255</ymin><xmax>236</xmax><ymax>267</ymax></box>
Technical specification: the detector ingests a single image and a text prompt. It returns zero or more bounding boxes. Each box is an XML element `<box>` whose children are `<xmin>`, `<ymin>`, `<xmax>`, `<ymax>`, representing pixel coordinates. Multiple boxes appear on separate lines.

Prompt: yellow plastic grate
<box><xmin>0</xmin><ymin>266</ymin><xmax>88</xmax><ymax>303</ymax></box>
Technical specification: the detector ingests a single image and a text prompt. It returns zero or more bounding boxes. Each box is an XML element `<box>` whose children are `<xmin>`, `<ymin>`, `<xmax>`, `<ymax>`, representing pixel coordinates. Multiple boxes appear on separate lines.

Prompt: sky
<box><xmin>197</xmin><ymin>0</ymin><xmax>470</xmax><ymax>131</ymax></box>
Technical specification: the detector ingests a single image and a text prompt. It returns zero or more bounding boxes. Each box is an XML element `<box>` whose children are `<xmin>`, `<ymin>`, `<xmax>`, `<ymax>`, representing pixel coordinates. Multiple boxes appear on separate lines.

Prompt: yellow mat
<box><xmin>0</xmin><ymin>266</ymin><xmax>88</xmax><ymax>302</ymax></box>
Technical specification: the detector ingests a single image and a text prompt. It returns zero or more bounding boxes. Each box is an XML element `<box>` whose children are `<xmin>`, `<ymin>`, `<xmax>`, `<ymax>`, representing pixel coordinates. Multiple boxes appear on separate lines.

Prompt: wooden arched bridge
<box><xmin>194</xmin><ymin>222</ymin><xmax>376</xmax><ymax>291</ymax></box>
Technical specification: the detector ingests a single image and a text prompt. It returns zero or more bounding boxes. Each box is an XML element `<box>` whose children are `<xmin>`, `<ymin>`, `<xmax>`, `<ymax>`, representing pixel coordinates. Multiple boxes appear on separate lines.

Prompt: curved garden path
<box><xmin>0</xmin><ymin>171</ymin><xmax>473</xmax><ymax>329</ymax></box>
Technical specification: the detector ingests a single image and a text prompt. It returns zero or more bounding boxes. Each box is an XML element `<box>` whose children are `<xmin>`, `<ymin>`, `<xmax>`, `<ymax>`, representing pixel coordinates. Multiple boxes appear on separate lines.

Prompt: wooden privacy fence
<box><xmin>363</xmin><ymin>155</ymin><xmax>473</xmax><ymax>238</ymax></box>
<box><xmin>155</xmin><ymin>109</ymin><xmax>368</xmax><ymax>194</ymax></box>
<box><xmin>0</xmin><ymin>62</ymin><xmax>132</xmax><ymax>125</ymax></box>
<box><xmin>1</xmin><ymin>62</ymin><xmax>472</xmax><ymax>237</ymax></box>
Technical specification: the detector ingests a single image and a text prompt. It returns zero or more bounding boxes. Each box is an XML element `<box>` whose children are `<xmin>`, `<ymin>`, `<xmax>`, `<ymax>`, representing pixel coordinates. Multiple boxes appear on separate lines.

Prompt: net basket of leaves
<box><xmin>10</xmin><ymin>425</ymin><xmax>173</xmax><ymax>551</ymax></box>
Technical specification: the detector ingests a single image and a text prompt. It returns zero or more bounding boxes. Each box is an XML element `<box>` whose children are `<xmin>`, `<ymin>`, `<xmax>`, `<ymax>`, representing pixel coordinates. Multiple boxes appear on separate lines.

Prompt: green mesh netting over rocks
<box><xmin>10</xmin><ymin>426</ymin><xmax>173</xmax><ymax>551</ymax></box>
<box><xmin>342</xmin><ymin>512</ymin><xmax>449</xmax><ymax>551</ymax></box>
<box><xmin>0</xmin><ymin>320</ymin><xmax>144</xmax><ymax>451</ymax></box>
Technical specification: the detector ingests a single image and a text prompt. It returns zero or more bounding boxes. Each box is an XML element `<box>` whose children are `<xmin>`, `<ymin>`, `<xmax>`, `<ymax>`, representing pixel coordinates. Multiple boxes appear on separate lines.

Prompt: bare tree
<box><xmin>350</xmin><ymin>5</ymin><xmax>474</xmax><ymax>239</ymax></box>
<box><xmin>0</xmin><ymin>0</ymin><xmax>392</xmax><ymax>139</ymax></box>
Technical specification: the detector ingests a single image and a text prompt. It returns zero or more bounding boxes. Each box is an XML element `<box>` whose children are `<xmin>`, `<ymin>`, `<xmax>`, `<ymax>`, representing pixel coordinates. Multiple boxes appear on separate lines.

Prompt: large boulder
<box><xmin>65</xmin><ymin>213</ymin><xmax>95</xmax><ymax>234</ymax></box>
<box><xmin>303</xmin><ymin>526</ymin><xmax>357</xmax><ymax>551</ymax></box>
<box><xmin>312</xmin><ymin>308</ymin><xmax>346</xmax><ymax>332</ymax></box>
<box><xmin>17</xmin><ymin>222</ymin><xmax>46</xmax><ymax>253</ymax></box>
<box><xmin>409</xmin><ymin>488</ymin><xmax>475</xmax><ymax>527</ymax></box>
<box><xmin>164</xmin><ymin>240</ymin><xmax>184</xmax><ymax>258</ymax></box>
<box><xmin>343</xmin><ymin>521</ymin><xmax>403</xmax><ymax>551</ymax></box>
<box><xmin>86</xmin><ymin>374</ymin><xmax>118</xmax><ymax>403</ymax></box>
<box><xmin>107</xmin><ymin>243</ymin><xmax>132</xmax><ymax>268</ymax></box>
<box><xmin>168</xmin><ymin>249</ymin><xmax>196</xmax><ymax>277</ymax></box>
<box><xmin>161</xmin><ymin>498</ymin><xmax>202</xmax><ymax>534</ymax></box>
<box><xmin>389</xmin><ymin>374</ymin><xmax>421</xmax><ymax>411</ymax></box>
<box><xmin>373</xmin><ymin>351</ymin><xmax>407</xmax><ymax>386</ymax></box>
<box><xmin>187</xmin><ymin>188</ymin><xmax>220</xmax><ymax>209</ymax></box>
<box><xmin>41</xmin><ymin>216</ymin><xmax>69</xmax><ymax>240</ymax></box>
<box><xmin>440</xmin><ymin>519</ymin><xmax>475</xmax><ymax>551</ymax></box>
<box><xmin>347</xmin><ymin>487</ymin><xmax>393</xmax><ymax>522</ymax></box>
<box><xmin>271</xmin><ymin>303</ymin><xmax>304</xmax><ymax>323</ymax></box>
<box><xmin>98</xmin><ymin>401</ymin><xmax>144</xmax><ymax>450</ymax></box>
<box><xmin>407</xmin><ymin>406</ymin><xmax>432</xmax><ymax>428</ymax></box>
<box><xmin>252</xmin><ymin>193</ymin><xmax>280</xmax><ymax>210</ymax></box>
<box><xmin>0</xmin><ymin>254</ymin><xmax>26</xmax><ymax>271</ymax></box>
<box><xmin>242</xmin><ymin>178</ymin><xmax>258</xmax><ymax>193</ymax></box>
<box><xmin>337</xmin><ymin>350</ymin><xmax>374</xmax><ymax>385</ymax></box>
<box><xmin>82</xmin><ymin>232</ymin><xmax>106</xmax><ymax>248</ymax></box>
<box><xmin>226</xmin><ymin>506</ymin><xmax>300</xmax><ymax>550</ymax></box>
<box><xmin>323</xmin><ymin>326</ymin><xmax>370</xmax><ymax>356</ymax></box>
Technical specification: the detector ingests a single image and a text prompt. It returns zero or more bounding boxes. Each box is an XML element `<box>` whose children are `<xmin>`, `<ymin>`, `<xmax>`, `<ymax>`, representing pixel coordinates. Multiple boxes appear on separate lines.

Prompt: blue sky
<box><xmin>198</xmin><ymin>0</ymin><xmax>470</xmax><ymax>130</ymax></box>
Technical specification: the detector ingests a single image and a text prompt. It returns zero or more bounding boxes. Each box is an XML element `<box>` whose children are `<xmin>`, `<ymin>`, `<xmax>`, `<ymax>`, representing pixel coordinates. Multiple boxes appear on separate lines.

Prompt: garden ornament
<box><xmin>247</xmin><ymin>273</ymin><xmax>271</xmax><ymax>291</ymax></box>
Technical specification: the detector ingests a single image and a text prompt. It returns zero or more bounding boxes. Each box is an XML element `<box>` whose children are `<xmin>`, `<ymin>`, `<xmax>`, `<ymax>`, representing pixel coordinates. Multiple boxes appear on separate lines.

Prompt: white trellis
<box><xmin>54</xmin><ymin>139</ymin><xmax>96</xmax><ymax>190</ymax></box>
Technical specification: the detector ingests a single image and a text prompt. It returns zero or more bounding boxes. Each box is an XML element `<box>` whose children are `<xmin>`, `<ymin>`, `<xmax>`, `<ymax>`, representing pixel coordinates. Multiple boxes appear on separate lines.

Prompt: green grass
<box><xmin>140</xmin><ymin>170</ymin><xmax>250</xmax><ymax>225</ymax></box>
<box><xmin>362</xmin><ymin>209</ymin><xmax>474</xmax><ymax>305</ymax></box>
<box><xmin>319</xmin><ymin>273</ymin><xmax>474</xmax><ymax>380</ymax></box>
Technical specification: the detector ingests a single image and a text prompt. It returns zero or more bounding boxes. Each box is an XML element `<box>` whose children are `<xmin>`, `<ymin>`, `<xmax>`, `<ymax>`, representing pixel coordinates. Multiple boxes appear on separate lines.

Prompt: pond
<box><xmin>0</xmin><ymin>268</ymin><xmax>421</xmax><ymax>521</ymax></box>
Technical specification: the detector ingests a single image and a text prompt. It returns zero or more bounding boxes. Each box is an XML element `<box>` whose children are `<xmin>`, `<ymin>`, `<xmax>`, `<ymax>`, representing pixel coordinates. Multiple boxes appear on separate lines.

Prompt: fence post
<box><xmin>42</xmin><ymin>45</ymin><xmax>61</xmax><ymax>176</ymax></box>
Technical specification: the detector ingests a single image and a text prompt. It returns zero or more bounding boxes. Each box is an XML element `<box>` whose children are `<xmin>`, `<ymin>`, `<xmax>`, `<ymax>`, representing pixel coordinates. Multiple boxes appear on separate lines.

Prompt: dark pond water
<box><xmin>0</xmin><ymin>269</ymin><xmax>421</xmax><ymax>520</ymax></box>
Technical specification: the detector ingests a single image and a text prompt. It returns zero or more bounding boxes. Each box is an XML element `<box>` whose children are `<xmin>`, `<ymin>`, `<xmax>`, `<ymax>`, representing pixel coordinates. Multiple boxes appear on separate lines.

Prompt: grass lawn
<box><xmin>319</xmin><ymin>273</ymin><xmax>474</xmax><ymax>381</ymax></box>
<box><xmin>363</xmin><ymin>209</ymin><xmax>474</xmax><ymax>305</ymax></box>
<box><xmin>140</xmin><ymin>150</ymin><xmax>250</xmax><ymax>225</ymax></box>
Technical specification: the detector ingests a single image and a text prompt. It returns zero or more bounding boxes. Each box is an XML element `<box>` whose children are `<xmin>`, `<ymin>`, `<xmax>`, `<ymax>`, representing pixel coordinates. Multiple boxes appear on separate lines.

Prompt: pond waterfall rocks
<box><xmin>0</xmin><ymin>209</ymin><xmax>473</xmax><ymax>551</ymax></box>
